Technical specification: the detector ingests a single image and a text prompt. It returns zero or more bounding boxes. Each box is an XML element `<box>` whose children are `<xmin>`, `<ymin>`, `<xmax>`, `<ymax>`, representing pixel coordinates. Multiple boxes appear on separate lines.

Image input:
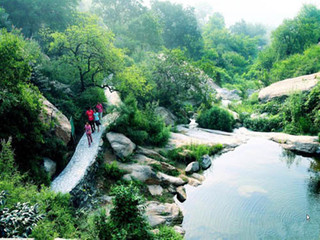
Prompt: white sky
<box><xmin>145</xmin><ymin>0</ymin><xmax>320</xmax><ymax>28</ymax></box>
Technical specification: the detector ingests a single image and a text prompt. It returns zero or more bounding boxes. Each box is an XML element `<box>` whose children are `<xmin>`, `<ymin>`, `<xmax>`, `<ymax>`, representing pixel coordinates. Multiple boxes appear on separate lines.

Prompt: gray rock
<box><xmin>157</xmin><ymin>172</ymin><xmax>187</xmax><ymax>186</ymax></box>
<box><xmin>43</xmin><ymin>157</ymin><xmax>57</xmax><ymax>177</ymax></box>
<box><xmin>176</xmin><ymin>186</ymin><xmax>187</xmax><ymax>202</ymax></box>
<box><xmin>191</xmin><ymin>173</ymin><xmax>205</xmax><ymax>182</ymax></box>
<box><xmin>185</xmin><ymin>161</ymin><xmax>200</xmax><ymax>174</ymax></box>
<box><xmin>155</xmin><ymin>107</ymin><xmax>177</xmax><ymax>126</ymax></box>
<box><xmin>40</xmin><ymin>98</ymin><xmax>71</xmax><ymax>144</ymax></box>
<box><xmin>200</xmin><ymin>155</ymin><xmax>212</xmax><ymax>170</ymax></box>
<box><xmin>136</xmin><ymin>146</ymin><xmax>167</xmax><ymax>161</ymax></box>
<box><xmin>106</xmin><ymin>132</ymin><xmax>136</xmax><ymax>158</ymax></box>
<box><xmin>120</xmin><ymin>164</ymin><xmax>159</xmax><ymax>185</ymax></box>
<box><xmin>145</xmin><ymin>201</ymin><xmax>182</xmax><ymax>227</ymax></box>
<box><xmin>187</xmin><ymin>177</ymin><xmax>202</xmax><ymax>187</ymax></box>
<box><xmin>173</xmin><ymin>226</ymin><xmax>186</xmax><ymax>236</ymax></box>
<box><xmin>148</xmin><ymin>185</ymin><xmax>163</xmax><ymax>196</ymax></box>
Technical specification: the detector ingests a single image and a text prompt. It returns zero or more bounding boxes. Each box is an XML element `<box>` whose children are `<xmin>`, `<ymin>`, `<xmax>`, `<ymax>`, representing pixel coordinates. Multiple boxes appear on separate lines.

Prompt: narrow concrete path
<box><xmin>51</xmin><ymin>89</ymin><xmax>120</xmax><ymax>193</ymax></box>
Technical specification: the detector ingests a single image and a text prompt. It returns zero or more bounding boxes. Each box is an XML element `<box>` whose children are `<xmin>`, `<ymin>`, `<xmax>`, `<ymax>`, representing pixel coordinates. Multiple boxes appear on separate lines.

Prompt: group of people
<box><xmin>85</xmin><ymin>102</ymin><xmax>104</xmax><ymax>147</ymax></box>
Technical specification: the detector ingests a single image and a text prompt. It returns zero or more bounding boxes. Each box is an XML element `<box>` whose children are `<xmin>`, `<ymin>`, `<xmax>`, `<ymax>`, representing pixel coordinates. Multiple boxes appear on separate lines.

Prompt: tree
<box><xmin>151</xmin><ymin>0</ymin><xmax>203</xmax><ymax>59</ymax></box>
<box><xmin>49</xmin><ymin>15</ymin><xmax>124</xmax><ymax>92</ymax></box>
<box><xmin>0</xmin><ymin>0</ymin><xmax>79</xmax><ymax>37</ymax></box>
<box><xmin>0</xmin><ymin>7</ymin><xmax>11</xmax><ymax>30</ymax></box>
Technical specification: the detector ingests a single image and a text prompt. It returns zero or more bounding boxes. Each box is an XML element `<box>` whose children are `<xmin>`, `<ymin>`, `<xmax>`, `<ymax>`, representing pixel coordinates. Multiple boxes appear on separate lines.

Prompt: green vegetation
<box><xmin>103</xmin><ymin>161</ymin><xmax>127</xmax><ymax>181</ymax></box>
<box><xmin>109</xmin><ymin>96</ymin><xmax>171</xmax><ymax>146</ymax></box>
<box><xmin>168</xmin><ymin>144</ymin><xmax>223</xmax><ymax>165</ymax></box>
<box><xmin>197</xmin><ymin>106</ymin><xmax>235</xmax><ymax>132</ymax></box>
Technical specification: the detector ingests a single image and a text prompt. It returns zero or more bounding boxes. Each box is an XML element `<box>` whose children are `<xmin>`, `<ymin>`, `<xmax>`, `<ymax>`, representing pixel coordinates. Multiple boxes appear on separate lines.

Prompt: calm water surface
<box><xmin>178</xmin><ymin>138</ymin><xmax>320</xmax><ymax>240</ymax></box>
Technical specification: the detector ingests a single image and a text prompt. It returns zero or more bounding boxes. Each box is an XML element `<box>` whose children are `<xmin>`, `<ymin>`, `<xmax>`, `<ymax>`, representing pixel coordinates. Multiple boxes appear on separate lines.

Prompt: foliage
<box><xmin>49</xmin><ymin>14</ymin><xmax>124</xmax><ymax>92</ymax></box>
<box><xmin>0</xmin><ymin>0</ymin><xmax>79</xmax><ymax>37</ymax></box>
<box><xmin>147</xmin><ymin>49</ymin><xmax>214</xmax><ymax>122</ymax></box>
<box><xmin>109</xmin><ymin>96</ymin><xmax>171</xmax><ymax>147</ymax></box>
<box><xmin>103</xmin><ymin>161</ymin><xmax>126</xmax><ymax>180</ymax></box>
<box><xmin>151</xmin><ymin>0</ymin><xmax>203</xmax><ymax>59</ymax></box>
<box><xmin>0</xmin><ymin>7</ymin><xmax>11</xmax><ymax>30</ymax></box>
<box><xmin>197</xmin><ymin>106</ymin><xmax>235</xmax><ymax>132</ymax></box>
<box><xmin>0</xmin><ymin>191</ymin><xmax>45</xmax><ymax>238</ymax></box>
<box><xmin>168</xmin><ymin>144</ymin><xmax>223</xmax><ymax>165</ymax></box>
<box><xmin>154</xmin><ymin>225</ymin><xmax>183</xmax><ymax>240</ymax></box>
<box><xmin>243</xmin><ymin>115</ymin><xmax>282</xmax><ymax>132</ymax></box>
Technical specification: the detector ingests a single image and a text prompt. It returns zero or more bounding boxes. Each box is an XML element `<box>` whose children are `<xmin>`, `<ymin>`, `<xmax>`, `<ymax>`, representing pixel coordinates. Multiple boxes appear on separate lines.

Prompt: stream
<box><xmin>177</xmin><ymin>138</ymin><xmax>320</xmax><ymax>240</ymax></box>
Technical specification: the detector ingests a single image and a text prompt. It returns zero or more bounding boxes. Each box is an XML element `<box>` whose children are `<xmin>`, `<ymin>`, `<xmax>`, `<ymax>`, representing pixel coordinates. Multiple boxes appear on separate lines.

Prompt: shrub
<box><xmin>168</xmin><ymin>144</ymin><xmax>223</xmax><ymax>165</ymax></box>
<box><xmin>103</xmin><ymin>162</ymin><xmax>126</xmax><ymax>180</ymax></box>
<box><xmin>109</xmin><ymin>96</ymin><xmax>170</xmax><ymax>147</ymax></box>
<box><xmin>197</xmin><ymin>106</ymin><xmax>235</xmax><ymax>132</ymax></box>
<box><xmin>243</xmin><ymin>115</ymin><xmax>282</xmax><ymax>132</ymax></box>
<box><xmin>154</xmin><ymin>226</ymin><xmax>183</xmax><ymax>240</ymax></box>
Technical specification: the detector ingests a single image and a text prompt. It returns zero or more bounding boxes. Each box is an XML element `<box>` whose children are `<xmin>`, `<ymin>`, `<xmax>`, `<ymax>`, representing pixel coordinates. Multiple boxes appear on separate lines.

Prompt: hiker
<box><xmin>93</xmin><ymin>109</ymin><xmax>101</xmax><ymax>132</ymax></box>
<box><xmin>86</xmin><ymin>106</ymin><xmax>95</xmax><ymax>133</ymax></box>
<box><xmin>96</xmin><ymin>102</ymin><xmax>103</xmax><ymax>121</ymax></box>
<box><xmin>85</xmin><ymin>122</ymin><xmax>93</xmax><ymax>147</ymax></box>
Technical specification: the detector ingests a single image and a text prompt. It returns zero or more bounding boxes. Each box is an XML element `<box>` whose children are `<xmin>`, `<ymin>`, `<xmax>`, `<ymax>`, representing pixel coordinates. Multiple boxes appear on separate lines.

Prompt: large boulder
<box><xmin>185</xmin><ymin>161</ymin><xmax>200</xmax><ymax>174</ymax></box>
<box><xmin>106</xmin><ymin>132</ymin><xmax>136</xmax><ymax>158</ymax></box>
<box><xmin>155</xmin><ymin>107</ymin><xmax>177</xmax><ymax>126</ymax></box>
<box><xmin>119</xmin><ymin>163</ymin><xmax>159</xmax><ymax>184</ymax></box>
<box><xmin>136</xmin><ymin>146</ymin><xmax>167</xmax><ymax>161</ymax></box>
<box><xmin>200</xmin><ymin>155</ymin><xmax>212</xmax><ymax>170</ymax></box>
<box><xmin>147</xmin><ymin>185</ymin><xmax>163</xmax><ymax>196</ymax></box>
<box><xmin>259</xmin><ymin>72</ymin><xmax>320</xmax><ymax>102</ymax></box>
<box><xmin>173</xmin><ymin>226</ymin><xmax>186</xmax><ymax>236</ymax></box>
<box><xmin>157</xmin><ymin>172</ymin><xmax>187</xmax><ymax>186</ymax></box>
<box><xmin>145</xmin><ymin>201</ymin><xmax>182</xmax><ymax>227</ymax></box>
<box><xmin>40</xmin><ymin>98</ymin><xmax>71</xmax><ymax>144</ymax></box>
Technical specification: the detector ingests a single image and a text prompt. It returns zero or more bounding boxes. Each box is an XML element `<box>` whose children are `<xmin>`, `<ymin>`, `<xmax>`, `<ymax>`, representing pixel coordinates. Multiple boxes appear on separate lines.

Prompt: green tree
<box><xmin>152</xmin><ymin>0</ymin><xmax>203</xmax><ymax>59</ymax></box>
<box><xmin>0</xmin><ymin>0</ymin><xmax>79</xmax><ymax>37</ymax></box>
<box><xmin>49</xmin><ymin>15</ymin><xmax>124</xmax><ymax>92</ymax></box>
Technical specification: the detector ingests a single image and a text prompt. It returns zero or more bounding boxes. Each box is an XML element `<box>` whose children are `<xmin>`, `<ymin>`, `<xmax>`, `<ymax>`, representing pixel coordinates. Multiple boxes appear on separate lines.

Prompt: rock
<box><xmin>176</xmin><ymin>186</ymin><xmax>187</xmax><ymax>202</ymax></box>
<box><xmin>185</xmin><ymin>161</ymin><xmax>200</xmax><ymax>174</ymax></box>
<box><xmin>145</xmin><ymin>201</ymin><xmax>182</xmax><ymax>227</ymax></box>
<box><xmin>247</xmin><ymin>89</ymin><xmax>257</xmax><ymax>98</ymax></box>
<box><xmin>155</xmin><ymin>107</ymin><xmax>177</xmax><ymax>126</ymax></box>
<box><xmin>200</xmin><ymin>155</ymin><xmax>212</xmax><ymax>170</ymax></box>
<box><xmin>106</xmin><ymin>132</ymin><xmax>136</xmax><ymax>158</ymax></box>
<box><xmin>43</xmin><ymin>157</ymin><xmax>57</xmax><ymax>177</ymax></box>
<box><xmin>167</xmin><ymin>184</ymin><xmax>178</xmax><ymax>194</ymax></box>
<box><xmin>136</xmin><ymin>146</ymin><xmax>167</xmax><ymax>161</ymax></box>
<box><xmin>148</xmin><ymin>185</ymin><xmax>163</xmax><ymax>196</ymax></box>
<box><xmin>157</xmin><ymin>172</ymin><xmax>187</xmax><ymax>186</ymax></box>
<box><xmin>259</xmin><ymin>72</ymin><xmax>320</xmax><ymax>101</ymax></box>
<box><xmin>173</xmin><ymin>226</ymin><xmax>186</xmax><ymax>236</ymax></box>
<box><xmin>191</xmin><ymin>173</ymin><xmax>205</xmax><ymax>182</ymax></box>
<box><xmin>187</xmin><ymin>177</ymin><xmax>202</xmax><ymax>187</ymax></box>
<box><xmin>120</xmin><ymin>164</ymin><xmax>159</xmax><ymax>184</ymax></box>
<box><xmin>40</xmin><ymin>98</ymin><xmax>71</xmax><ymax>144</ymax></box>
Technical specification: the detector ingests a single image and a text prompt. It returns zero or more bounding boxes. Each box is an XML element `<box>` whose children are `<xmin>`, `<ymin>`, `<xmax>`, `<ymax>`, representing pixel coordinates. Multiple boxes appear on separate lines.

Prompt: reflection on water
<box><xmin>177</xmin><ymin>138</ymin><xmax>320</xmax><ymax>240</ymax></box>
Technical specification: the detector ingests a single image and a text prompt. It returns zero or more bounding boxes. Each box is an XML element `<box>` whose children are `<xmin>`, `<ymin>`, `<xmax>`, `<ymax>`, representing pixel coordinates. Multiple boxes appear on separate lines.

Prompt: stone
<box><xmin>106</xmin><ymin>132</ymin><xmax>136</xmax><ymax>158</ymax></box>
<box><xmin>187</xmin><ymin>177</ymin><xmax>202</xmax><ymax>187</ymax></box>
<box><xmin>40</xmin><ymin>98</ymin><xmax>71</xmax><ymax>144</ymax></box>
<box><xmin>191</xmin><ymin>173</ymin><xmax>205</xmax><ymax>182</ymax></box>
<box><xmin>148</xmin><ymin>185</ymin><xmax>163</xmax><ymax>196</ymax></box>
<box><xmin>43</xmin><ymin>157</ymin><xmax>57</xmax><ymax>178</ymax></box>
<box><xmin>157</xmin><ymin>172</ymin><xmax>187</xmax><ymax>186</ymax></box>
<box><xmin>200</xmin><ymin>155</ymin><xmax>212</xmax><ymax>170</ymax></box>
<box><xmin>155</xmin><ymin>106</ymin><xmax>177</xmax><ymax>126</ymax></box>
<box><xmin>185</xmin><ymin>161</ymin><xmax>200</xmax><ymax>174</ymax></box>
<box><xmin>259</xmin><ymin>72</ymin><xmax>320</xmax><ymax>101</ymax></box>
<box><xmin>173</xmin><ymin>226</ymin><xmax>186</xmax><ymax>236</ymax></box>
<box><xmin>176</xmin><ymin>186</ymin><xmax>187</xmax><ymax>202</ymax></box>
<box><xmin>119</xmin><ymin>163</ymin><xmax>159</xmax><ymax>184</ymax></box>
<box><xmin>136</xmin><ymin>146</ymin><xmax>167</xmax><ymax>161</ymax></box>
<box><xmin>145</xmin><ymin>201</ymin><xmax>182</xmax><ymax>227</ymax></box>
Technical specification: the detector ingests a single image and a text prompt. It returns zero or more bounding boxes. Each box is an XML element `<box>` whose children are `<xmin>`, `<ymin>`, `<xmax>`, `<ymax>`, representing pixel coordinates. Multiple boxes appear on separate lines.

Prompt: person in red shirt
<box><xmin>86</xmin><ymin>107</ymin><xmax>95</xmax><ymax>133</ymax></box>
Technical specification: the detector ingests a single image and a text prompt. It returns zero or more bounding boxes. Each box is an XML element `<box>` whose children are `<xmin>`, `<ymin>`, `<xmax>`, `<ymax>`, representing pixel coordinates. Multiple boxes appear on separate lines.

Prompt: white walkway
<box><xmin>51</xmin><ymin>89</ymin><xmax>121</xmax><ymax>194</ymax></box>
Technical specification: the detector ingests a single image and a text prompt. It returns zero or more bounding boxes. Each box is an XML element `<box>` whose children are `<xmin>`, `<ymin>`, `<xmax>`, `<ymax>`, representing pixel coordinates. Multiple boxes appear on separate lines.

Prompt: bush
<box><xmin>154</xmin><ymin>226</ymin><xmax>183</xmax><ymax>240</ymax></box>
<box><xmin>168</xmin><ymin>144</ymin><xmax>223</xmax><ymax>165</ymax></box>
<box><xmin>197</xmin><ymin>106</ymin><xmax>235</xmax><ymax>132</ymax></box>
<box><xmin>109</xmin><ymin>96</ymin><xmax>170</xmax><ymax>147</ymax></box>
<box><xmin>103</xmin><ymin>162</ymin><xmax>126</xmax><ymax>180</ymax></box>
<box><xmin>243</xmin><ymin>115</ymin><xmax>282</xmax><ymax>132</ymax></box>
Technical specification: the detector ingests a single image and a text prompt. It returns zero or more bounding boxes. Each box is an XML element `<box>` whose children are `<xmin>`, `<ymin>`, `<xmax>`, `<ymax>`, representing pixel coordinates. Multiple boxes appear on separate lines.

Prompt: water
<box><xmin>178</xmin><ymin>138</ymin><xmax>320</xmax><ymax>240</ymax></box>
